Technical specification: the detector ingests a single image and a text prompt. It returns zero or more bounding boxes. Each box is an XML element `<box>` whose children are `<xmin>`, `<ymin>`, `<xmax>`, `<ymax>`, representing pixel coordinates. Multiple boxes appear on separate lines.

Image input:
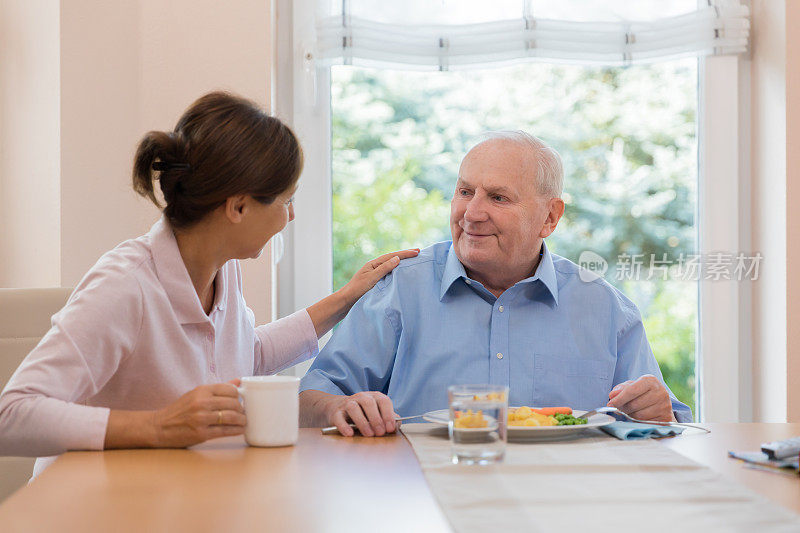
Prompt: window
<box><xmin>331</xmin><ymin>59</ymin><xmax>698</xmax><ymax>412</ymax></box>
<box><xmin>277</xmin><ymin>0</ymin><xmax>750</xmax><ymax>420</ymax></box>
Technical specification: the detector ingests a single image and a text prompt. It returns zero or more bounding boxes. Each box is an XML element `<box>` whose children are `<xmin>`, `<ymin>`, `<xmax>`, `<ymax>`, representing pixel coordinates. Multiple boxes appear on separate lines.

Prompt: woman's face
<box><xmin>240</xmin><ymin>187</ymin><xmax>296</xmax><ymax>259</ymax></box>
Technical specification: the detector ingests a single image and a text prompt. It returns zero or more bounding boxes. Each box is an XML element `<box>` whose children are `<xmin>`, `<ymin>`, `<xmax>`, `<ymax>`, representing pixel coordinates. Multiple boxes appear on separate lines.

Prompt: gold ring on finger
<box><xmin>217</xmin><ymin>410</ymin><xmax>223</xmax><ymax>425</ymax></box>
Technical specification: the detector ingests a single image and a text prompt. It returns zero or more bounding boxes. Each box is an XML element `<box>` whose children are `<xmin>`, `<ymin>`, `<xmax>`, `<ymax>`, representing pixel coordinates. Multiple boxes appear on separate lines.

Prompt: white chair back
<box><xmin>0</xmin><ymin>287</ymin><xmax>72</xmax><ymax>503</ymax></box>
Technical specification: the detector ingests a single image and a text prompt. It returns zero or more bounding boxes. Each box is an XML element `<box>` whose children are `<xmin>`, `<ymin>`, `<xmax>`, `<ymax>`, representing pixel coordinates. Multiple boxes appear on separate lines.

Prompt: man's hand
<box><xmin>606</xmin><ymin>375</ymin><xmax>676</xmax><ymax>422</ymax></box>
<box><xmin>326</xmin><ymin>391</ymin><xmax>398</xmax><ymax>437</ymax></box>
<box><xmin>301</xmin><ymin>390</ymin><xmax>397</xmax><ymax>437</ymax></box>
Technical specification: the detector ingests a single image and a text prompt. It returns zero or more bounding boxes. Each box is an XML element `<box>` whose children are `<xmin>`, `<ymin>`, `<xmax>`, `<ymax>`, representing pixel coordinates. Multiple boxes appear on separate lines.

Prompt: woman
<box><xmin>0</xmin><ymin>92</ymin><xmax>416</xmax><ymax>474</ymax></box>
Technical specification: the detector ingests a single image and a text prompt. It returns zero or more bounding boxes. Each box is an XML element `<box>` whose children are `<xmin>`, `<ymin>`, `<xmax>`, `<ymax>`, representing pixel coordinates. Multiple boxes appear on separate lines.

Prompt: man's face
<box><xmin>450</xmin><ymin>140</ymin><xmax>562</xmax><ymax>285</ymax></box>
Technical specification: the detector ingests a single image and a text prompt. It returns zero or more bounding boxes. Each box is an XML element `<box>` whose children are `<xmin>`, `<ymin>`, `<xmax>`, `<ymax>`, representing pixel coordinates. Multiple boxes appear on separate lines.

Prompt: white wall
<box><xmin>748</xmin><ymin>0</ymin><xmax>800</xmax><ymax>422</ymax></box>
<box><xmin>0</xmin><ymin>0</ymin><xmax>61</xmax><ymax>288</ymax></box>
<box><xmin>784</xmin><ymin>0</ymin><xmax>800</xmax><ymax>422</ymax></box>
<box><xmin>1</xmin><ymin>0</ymin><xmax>274</xmax><ymax>324</ymax></box>
<box><xmin>59</xmin><ymin>0</ymin><xmax>150</xmax><ymax>286</ymax></box>
<box><xmin>749</xmin><ymin>0</ymin><xmax>787</xmax><ymax>421</ymax></box>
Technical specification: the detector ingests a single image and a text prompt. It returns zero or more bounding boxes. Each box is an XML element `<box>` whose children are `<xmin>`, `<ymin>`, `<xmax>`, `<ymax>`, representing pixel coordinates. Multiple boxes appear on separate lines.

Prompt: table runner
<box><xmin>400</xmin><ymin>423</ymin><xmax>800</xmax><ymax>533</ymax></box>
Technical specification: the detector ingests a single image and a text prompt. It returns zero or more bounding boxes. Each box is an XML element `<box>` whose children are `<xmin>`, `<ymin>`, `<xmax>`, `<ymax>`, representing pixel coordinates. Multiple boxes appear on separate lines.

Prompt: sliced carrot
<box><xmin>531</xmin><ymin>407</ymin><xmax>572</xmax><ymax>416</ymax></box>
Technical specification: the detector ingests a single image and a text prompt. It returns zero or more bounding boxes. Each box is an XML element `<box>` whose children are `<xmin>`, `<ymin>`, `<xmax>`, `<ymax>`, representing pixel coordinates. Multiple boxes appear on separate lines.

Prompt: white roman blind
<box><xmin>313</xmin><ymin>0</ymin><xmax>750</xmax><ymax>70</ymax></box>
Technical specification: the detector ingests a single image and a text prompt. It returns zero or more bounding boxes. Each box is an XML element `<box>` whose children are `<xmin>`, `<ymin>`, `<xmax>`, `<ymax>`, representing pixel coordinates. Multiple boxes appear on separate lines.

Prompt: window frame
<box><xmin>697</xmin><ymin>55</ymin><xmax>751</xmax><ymax>422</ymax></box>
<box><xmin>275</xmin><ymin>0</ymin><xmax>750</xmax><ymax>421</ymax></box>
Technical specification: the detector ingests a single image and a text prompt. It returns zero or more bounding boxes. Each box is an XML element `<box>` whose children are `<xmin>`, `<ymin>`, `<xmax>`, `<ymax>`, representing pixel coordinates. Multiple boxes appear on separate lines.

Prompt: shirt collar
<box><xmin>148</xmin><ymin>216</ymin><xmax>227</xmax><ymax>325</ymax></box>
<box><xmin>439</xmin><ymin>241</ymin><xmax>559</xmax><ymax>305</ymax></box>
<box><xmin>439</xmin><ymin>245</ymin><xmax>469</xmax><ymax>300</ymax></box>
<box><xmin>534</xmin><ymin>242</ymin><xmax>559</xmax><ymax>305</ymax></box>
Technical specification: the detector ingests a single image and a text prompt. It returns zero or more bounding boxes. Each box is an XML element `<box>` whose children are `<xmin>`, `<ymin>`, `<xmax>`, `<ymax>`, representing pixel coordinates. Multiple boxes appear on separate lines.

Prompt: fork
<box><xmin>581</xmin><ymin>406</ymin><xmax>711</xmax><ymax>433</ymax></box>
<box><xmin>320</xmin><ymin>414</ymin><xmax>424</xmax><ymax>435</ymax></box>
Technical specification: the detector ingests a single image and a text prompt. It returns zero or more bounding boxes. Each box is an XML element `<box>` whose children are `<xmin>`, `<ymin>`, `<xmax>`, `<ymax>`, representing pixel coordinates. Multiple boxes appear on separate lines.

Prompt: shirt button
<box><xmin>498</xmin><ymin>305</ymin><xmax>504</xmax><ymax>313</ymax></box>
<box><xmin>465</xmin><ymin>279</ymin><xmax>472</xmax><ymax>285</ymax></box>
<box><xmin>210</xmin><ymin>363</ymin><xmax>216</xmax><ymax>373</ymax></box>
<box><xmin>496</xmin><ymin>352</ymin><xmax>503</xmax><ymax>359</ymax></box>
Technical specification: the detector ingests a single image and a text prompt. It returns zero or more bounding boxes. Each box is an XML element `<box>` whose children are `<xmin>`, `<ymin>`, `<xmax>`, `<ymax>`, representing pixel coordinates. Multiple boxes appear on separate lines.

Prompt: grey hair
<box><xmin>475</xmin><ymin>130</ymin><xmax>563</xmax><ymax>198</ymax></box>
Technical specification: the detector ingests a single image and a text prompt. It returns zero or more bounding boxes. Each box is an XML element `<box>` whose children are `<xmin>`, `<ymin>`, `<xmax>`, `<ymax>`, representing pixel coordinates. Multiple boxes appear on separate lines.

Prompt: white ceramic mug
<box><xmin>237</xmin><ymin>376</ymin><xmax>300</xmax><ymax>447</ymax></box>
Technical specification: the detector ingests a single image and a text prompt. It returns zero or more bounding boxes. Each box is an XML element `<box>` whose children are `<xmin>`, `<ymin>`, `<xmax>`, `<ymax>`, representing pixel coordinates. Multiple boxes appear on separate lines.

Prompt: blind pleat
<box><xmin>315</xmin><ymin>2</ymin><xmax>749</xmax><ymax>70</ymax></box>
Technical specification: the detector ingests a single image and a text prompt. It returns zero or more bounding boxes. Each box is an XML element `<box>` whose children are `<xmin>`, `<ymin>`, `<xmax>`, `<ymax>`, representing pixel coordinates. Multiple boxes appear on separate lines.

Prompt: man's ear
<box><xmin>539</xmin><ymin>198</ymin><xmax>566</xmax><ymax>239</ymax></box>
<box><xmin>224</xmin><ymin>195</ymin><xmax>248</xmax><ymax>224</ymax></box>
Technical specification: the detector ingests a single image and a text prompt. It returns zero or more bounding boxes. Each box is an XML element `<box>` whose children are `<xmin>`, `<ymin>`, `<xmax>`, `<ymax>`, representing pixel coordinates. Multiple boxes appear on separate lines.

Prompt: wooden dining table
<box><xmin>0</xmin><ymin>423</ymin><xmax>797</xmax><ymax>532</ymax></box>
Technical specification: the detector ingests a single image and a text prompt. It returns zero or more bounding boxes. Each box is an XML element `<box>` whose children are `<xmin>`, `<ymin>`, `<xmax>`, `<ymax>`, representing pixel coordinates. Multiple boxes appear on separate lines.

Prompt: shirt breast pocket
<box><xmin>533</xmin><ymin>353</ymin><xmax>614</xmax><ymax>411</ymax></box>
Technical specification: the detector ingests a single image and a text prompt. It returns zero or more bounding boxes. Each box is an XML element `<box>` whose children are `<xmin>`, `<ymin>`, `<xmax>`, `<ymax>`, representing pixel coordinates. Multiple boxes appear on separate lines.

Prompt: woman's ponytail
<box><xmin>132</xmin><ymin>131</ymin><xmax>187</xmax><ymax>209</ymax></box>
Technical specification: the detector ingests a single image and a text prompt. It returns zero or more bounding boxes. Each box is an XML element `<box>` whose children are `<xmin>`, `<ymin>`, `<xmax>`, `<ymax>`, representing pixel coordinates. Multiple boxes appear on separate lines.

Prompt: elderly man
<box><xmin>300</xmin><ymin>132</ymin><xmax>692</xmax><ymax>436</ymax></box>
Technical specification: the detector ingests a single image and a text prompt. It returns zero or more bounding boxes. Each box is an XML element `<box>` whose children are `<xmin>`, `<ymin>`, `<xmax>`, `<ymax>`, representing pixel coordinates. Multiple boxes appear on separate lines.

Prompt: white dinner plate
<box><xmin>422</xmin><ymin>408</ymin><xmax>616</xmax><ymax>441</ymax></box>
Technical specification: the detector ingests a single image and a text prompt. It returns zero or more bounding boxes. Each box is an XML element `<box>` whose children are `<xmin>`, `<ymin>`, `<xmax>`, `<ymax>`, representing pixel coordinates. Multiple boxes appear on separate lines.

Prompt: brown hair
<box><xmin>132</xmin><ymin>91</ymin><xmax>303</xmax><ymax>228</ymax></box>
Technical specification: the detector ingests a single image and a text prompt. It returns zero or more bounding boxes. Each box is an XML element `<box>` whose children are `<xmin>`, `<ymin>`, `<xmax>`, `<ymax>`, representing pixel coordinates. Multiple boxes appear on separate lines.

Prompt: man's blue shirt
<box><xmin>301</xmin><ymin>241</ymin><xmax>692</xmax><ymax>423</ymax></box>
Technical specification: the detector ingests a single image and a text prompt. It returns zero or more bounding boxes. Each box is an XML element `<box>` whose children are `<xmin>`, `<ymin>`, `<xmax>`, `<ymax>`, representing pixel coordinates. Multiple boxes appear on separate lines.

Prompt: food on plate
<box><xmin>531</xmin><ymin>406</ymin><xmax>572</xmax><ymax>416</ymax></box>
<box><xmin>508</xmin><ymin>406</ymin><xmax>588</xmax><ymax>427</ymax></box>
<box><xmin>509</xmin><ymin>413</ymin><xmax>556</xmax><ymax>426</ymax></box>
<box><xmin>514</xmin><ymin>406</ymin><xmax>533</xmax><ymax>418</ymax></box>
<box><xmin>551</xmin><ymin>413</ymin><xmax>588</xmax><ymax>425</ymax></box>
<box><xmin>453</xmin><ymin>409</ymin><xmax>489</xmax><ymax>428</ymax></box>
<box><xmin>471</xmin><ymin>392</ymin><xmax>507</xmax><ymax>402</ymax></box>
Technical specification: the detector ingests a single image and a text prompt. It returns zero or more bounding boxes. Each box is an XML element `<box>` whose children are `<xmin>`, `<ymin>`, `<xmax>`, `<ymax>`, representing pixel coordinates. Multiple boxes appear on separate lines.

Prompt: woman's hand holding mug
<box><xmin>151</xmin><ymin>380</ymin><xmax>245</xmax><ymax>448</ymax></box>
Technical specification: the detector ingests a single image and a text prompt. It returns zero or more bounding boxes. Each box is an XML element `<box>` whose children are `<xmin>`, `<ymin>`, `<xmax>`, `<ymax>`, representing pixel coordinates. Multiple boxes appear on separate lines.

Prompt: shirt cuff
<box><xmin>66</xmin><ymin>405</ymin><xmax>111</xmax><ymax>451</ymax></box>
<box><xmin>0</xmin><ymin>393</ymin><xmax>111</xmax><ymax>457</ymax></box>
<box><xmin>673</xmin><ymin>408</ymin><xmax>693</xmax><ymax>424</ymax></box>
<box><xmin>297</xmin><ymin>309</ymin><xmax>321</xmax><ymax>358</ymax></box>
<box><xmin>299</xmin><ymin>371</ymin><xmax>347</xmax><ymax>396</ymax></box>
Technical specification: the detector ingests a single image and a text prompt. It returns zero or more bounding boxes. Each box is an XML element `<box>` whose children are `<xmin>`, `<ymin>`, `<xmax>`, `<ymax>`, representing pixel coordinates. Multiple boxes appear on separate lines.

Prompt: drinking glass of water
<box><xmin>447</xmin><ymin>384</ymin><xmax>508</xmax><ymax>465</ymax></box>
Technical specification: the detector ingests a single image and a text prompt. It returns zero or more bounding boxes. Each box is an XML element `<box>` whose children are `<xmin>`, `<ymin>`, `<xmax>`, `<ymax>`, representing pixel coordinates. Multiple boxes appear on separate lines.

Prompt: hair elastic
<box><xmin>152</xmin><ymin>161</ymin><xmax>191</xmax><ymax>172</ymax></box>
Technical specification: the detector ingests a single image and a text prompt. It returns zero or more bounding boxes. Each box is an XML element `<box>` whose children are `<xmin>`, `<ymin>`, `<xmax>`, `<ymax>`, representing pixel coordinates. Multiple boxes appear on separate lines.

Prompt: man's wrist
<box><xmin>317</xmin><ymin>393</ymin><xmax>341</xmax><ymax>424</ymax></box>
<box><xmin>300</xmin><ymin>390</ymin><xmax>338</xmax><ymax>427</ymax></box>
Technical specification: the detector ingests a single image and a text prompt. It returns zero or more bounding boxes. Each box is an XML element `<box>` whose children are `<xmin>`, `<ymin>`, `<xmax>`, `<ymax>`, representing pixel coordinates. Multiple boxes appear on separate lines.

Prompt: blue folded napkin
<box><xmin>728</xmin><ymin>451</ymin><xmax>800</xmax><ymax>472</ymax></box>
<box><xmin>601</xmin><ymin>421</ymin><xmax>685</xmax><ymax>440</ymax></box>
